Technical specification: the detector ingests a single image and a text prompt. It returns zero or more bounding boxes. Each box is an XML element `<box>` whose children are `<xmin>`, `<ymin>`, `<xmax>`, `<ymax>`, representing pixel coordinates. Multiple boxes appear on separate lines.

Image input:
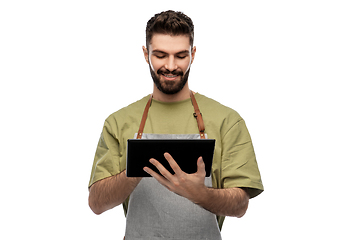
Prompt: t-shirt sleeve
<box><xmin>221</xmin><ymin>119</ymin><xmax>264</xmax><ymax>198</ymax></box>
<box><xmin>88</xmin><ymin>119</ymin><xmax>121</xmax><ymax>188</ymax></box>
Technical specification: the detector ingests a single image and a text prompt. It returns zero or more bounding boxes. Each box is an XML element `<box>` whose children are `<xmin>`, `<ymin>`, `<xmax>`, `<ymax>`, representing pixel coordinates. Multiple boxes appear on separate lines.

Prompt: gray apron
<box><xmin>125</xmin><ymin>93</ymin><xmax>222</xmax><ymax>240</ymax></box>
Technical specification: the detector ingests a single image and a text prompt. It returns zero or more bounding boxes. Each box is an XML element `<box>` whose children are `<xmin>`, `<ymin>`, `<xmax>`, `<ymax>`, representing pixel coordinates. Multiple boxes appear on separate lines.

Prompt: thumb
<box><xmin>196</xmin><ymin>157</ymin><xmax>206</xmax><ymax>176</ymax></box>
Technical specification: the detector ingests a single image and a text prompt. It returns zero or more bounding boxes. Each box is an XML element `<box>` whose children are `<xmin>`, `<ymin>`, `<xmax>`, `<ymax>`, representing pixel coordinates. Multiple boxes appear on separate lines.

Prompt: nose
<box><xmin>165</xmin><ymin>55</ymin><xmax>177</xmax><ymax>71</ymax></box>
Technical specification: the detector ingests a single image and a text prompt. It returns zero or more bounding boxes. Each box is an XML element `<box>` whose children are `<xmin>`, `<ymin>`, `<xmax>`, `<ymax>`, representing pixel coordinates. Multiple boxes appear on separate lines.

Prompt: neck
<box><xmin>152</xmin><ymin>83</ymin><xmax>192</xmax><ymax>102</ymax></box>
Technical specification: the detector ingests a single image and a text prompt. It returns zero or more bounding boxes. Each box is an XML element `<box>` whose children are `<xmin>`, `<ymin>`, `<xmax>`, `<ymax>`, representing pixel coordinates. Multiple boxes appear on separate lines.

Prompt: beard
<box><xmin>150</xmin><ymin>66</ymin><xmax>190</xmax><ymax>95</ymax></box>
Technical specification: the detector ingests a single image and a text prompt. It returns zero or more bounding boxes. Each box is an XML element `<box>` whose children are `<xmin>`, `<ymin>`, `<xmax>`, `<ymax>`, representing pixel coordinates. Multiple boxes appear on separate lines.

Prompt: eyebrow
<box><xmin>152</xmin><ymin>50</ymin><xmax>190</xmax><ymax>55</ymax></box>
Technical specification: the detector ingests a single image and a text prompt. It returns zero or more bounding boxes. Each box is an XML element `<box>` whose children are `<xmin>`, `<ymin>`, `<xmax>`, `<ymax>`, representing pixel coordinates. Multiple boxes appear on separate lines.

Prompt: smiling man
<box><xmin>88</xmin><ymin>10</ymin><xmax>264</xmax><ymax>240</ymax></box>
<box><xmin>145</xmin><ymin>34</ymin><xmax>193</xmax><ymax>95</ymax></box>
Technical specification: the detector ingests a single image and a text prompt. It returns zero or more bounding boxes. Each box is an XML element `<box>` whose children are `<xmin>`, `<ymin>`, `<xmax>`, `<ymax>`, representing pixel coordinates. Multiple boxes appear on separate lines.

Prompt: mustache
<box><xmin>157</xmin><ymin>68</ymin><xmax>184</xmax><ymax>76</ymax></box>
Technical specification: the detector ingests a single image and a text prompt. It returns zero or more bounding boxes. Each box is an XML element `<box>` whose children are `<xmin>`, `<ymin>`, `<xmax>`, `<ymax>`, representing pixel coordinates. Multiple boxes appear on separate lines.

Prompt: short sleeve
<box><xmin>221</xmin><ymin>119</ymin><xmax>264</xmax><ymax>198</ymax></box>
<box><xmin>88</xmin><ymin>120</ymin><xmax>121</xmax><ymax>188</ymax></box>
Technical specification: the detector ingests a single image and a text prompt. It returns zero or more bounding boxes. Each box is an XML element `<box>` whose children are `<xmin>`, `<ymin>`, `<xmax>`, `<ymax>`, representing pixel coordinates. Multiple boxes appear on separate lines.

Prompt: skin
<box><xmin>89</xmin><ymin>34</ymin><xmax>249</xmax><ymax>218</ymax></box>
<box><xmin>142</xmin><ymin>34</ymin><xmax>196</xmax><ymax>102</ymax></box>
<box><xmin>144</xmin><ymin>153</ymin><xmax>249</xmax><ymax>218</ymax></box>
<box><xmin>88</xmin><ymin>171</ymin><xmax>141</xmax><ymax>215</ymax></box>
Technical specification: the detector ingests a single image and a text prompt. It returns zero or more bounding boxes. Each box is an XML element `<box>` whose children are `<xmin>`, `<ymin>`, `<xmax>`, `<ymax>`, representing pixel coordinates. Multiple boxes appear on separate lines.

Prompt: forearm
<box><xmin>196</xmin><ymin>187</ymin><xmax>249</xmax><ymax>218</ymax></box>
<box><xmin>88</xmin><ymin>170</ymin><xmax>141</xmax><ymax>215</ymax></box>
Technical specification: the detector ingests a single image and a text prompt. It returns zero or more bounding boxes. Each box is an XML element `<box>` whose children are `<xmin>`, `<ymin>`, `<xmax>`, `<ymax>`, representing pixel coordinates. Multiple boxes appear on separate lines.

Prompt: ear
<box><xmin>142</xmin><ymin>46</ymin><xmax>149</xmax><ymax>64</ymax></box>
<box><xmin>191</xmin><ymin>46</ymin><xmax>196</xmax><ymax>64</ymax></box>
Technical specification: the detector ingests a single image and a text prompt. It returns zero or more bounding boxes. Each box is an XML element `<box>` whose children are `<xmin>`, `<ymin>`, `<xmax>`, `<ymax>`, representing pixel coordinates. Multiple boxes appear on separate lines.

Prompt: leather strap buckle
<box><xmin>193</xmin><ymin>112</ymin><xmax>202</xmax><ymax>118</ymax></box>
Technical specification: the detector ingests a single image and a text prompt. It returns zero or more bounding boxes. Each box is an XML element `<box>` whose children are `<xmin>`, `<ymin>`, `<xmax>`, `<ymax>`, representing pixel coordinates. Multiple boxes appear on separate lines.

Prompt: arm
<box><xmin>88</xmin><ymin>170</ymin><xmax>141</xmax><ymax>215</ymax></box>
<box><xmin>144</xmin><ymin>153</ymin><xmax>249</xmax><ymax>218</ymax></box>
<box><xmin>196</xmin><ymin>187</ymin><xmax>249</xmax><ymax>218</ymax></box>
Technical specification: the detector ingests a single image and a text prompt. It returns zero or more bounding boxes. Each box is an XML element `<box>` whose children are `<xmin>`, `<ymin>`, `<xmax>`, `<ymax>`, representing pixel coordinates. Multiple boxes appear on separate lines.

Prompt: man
<box><xmin>88</xmin><ymin>10</ymin><xmax>263</xmax><ymax>239</ymax></box>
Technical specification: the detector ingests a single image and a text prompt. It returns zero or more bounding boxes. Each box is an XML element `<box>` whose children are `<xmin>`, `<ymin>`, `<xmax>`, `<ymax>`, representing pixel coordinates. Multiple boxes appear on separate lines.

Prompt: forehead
<box><xmin>149</xmin><ymin>34</ymin><xmax>191</xmax><ymax>53</ymax></box>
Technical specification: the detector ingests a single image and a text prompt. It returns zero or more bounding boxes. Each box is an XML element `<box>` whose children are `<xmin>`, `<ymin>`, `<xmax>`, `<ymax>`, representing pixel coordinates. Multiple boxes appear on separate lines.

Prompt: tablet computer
<box><xmin>126</xmin><ymin>139</ymin><xmax>215</xmax><ymax>177</ymax></box>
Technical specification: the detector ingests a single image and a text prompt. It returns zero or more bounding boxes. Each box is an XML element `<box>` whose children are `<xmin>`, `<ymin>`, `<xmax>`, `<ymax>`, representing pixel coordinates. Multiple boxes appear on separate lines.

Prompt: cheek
<box><xmin>149</xmin><ymin>56</ymin><xmax>192</xmax><ymax>73</ymax></box>
<box><xmin>182</xmin><ymin>59</ymin><xmax>192</xmax><ymax>73</ymax></box>
<box><xmin>172</xmin><ymin>58</ymin><xmax>192</xmax><ymax>73</ymax></box>
<box><xmin>149</xmin><ymin>56</ymin><xmax>162</xmax><ymax>72</ymax></box>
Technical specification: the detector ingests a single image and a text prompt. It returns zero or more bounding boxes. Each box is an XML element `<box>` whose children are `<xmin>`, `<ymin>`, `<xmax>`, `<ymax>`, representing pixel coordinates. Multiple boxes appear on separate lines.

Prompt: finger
<box><xmin>149</xmin><ymin>158</ymin><xmax>174</xmax><ymax>181</ymax></box>
<box><xmin>196</xmin><ymin>156</ymin><xmax>206</xmax><ymax>177</ymax></box>
<box><xmin>143</xmin><ymin>166</ymin><xmax>170</xmax><ymax>186</ymax></box>
<box><xmin>164</xmin><ymin>152</ymin><xmax>183</xmax><ymax>175</ymax></box>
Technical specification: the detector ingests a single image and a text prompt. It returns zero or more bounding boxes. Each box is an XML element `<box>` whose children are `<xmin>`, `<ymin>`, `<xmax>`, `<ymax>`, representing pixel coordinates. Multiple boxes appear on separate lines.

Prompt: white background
<box><xmin>1</xmin><ymin>0</ymin><xmax>359</xmax><ymax>239</ymax></box>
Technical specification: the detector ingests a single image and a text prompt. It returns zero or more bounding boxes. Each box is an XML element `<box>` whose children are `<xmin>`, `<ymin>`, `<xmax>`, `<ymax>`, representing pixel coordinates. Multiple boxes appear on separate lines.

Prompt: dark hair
<box><xmin>146</xmin><ymin>10</ymin><xmax>194</xmax><ymax>49</ymax></box>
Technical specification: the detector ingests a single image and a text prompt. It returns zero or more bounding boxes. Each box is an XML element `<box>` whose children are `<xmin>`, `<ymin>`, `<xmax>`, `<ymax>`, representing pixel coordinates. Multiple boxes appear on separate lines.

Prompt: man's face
<box><xmin>143</xmin><ymin>34</ymin><xmax>196</xmax><ymax>95</ymax></box>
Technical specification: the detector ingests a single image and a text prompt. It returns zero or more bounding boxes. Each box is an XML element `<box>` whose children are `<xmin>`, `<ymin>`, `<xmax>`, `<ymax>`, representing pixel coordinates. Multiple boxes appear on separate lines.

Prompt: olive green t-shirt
<box><xmin>88</xmin><ymin>93</ymin><xmax>264</xmax><ymax>229</ymax></box>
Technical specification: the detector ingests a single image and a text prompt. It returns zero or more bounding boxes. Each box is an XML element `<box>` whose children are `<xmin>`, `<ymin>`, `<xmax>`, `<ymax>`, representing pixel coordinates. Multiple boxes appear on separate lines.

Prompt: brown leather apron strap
<box><xmin>190</xmin><ymin>91</ymin><xmax>205</xmax><ymax>139</ymax></box>
<box><xmin>136</xmin><ymin>94</ymin><xmax>153</xmax><ymax>139</ymax></box>
<box><xmin>137</xmin><ymin>92</ymin><xmax>206</xmax><ymax>139</ymax></box>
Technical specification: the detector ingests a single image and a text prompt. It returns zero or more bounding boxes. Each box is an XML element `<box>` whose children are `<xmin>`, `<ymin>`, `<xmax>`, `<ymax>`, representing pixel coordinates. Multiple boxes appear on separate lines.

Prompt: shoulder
<box><xmin>105</xmin><ymin>95</ymin><xmax>151</xmax><ymax>126</ymax></box>
<box><xmin>196</xmin><ymin>93</ymin><xmax>243</xmax><ymax>122</ymax></box>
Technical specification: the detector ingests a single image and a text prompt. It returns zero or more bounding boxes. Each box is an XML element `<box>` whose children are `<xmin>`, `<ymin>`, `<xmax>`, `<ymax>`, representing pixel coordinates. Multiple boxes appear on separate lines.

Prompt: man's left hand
<box><xmin>143</xmin><ymin>152</ymin><xmax>207</xmax><ymax>203</ymax></box>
